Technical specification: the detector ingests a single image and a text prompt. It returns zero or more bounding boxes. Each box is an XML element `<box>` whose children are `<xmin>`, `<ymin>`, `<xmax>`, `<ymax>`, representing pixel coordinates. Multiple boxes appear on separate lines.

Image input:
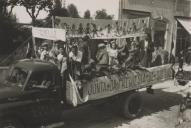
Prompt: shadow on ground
<box><xmin>55</xmin><ymin>88</ymin><xmax>182</xmax><ymax>128</ymax></box>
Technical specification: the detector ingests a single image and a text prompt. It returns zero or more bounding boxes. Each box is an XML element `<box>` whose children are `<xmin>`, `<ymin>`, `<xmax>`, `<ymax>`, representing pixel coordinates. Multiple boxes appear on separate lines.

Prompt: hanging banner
<box><xmin>55</xmin><ymin>16</ymin><xmax>150</xmax><ymax>39</ymax></box>
<box><xmin>66</xmin><ymin>64</ymin><xmax>173</xmax><ymax>102</ymax></box>
<box><xmin>32</xmin><ymin>27</ymin><xmax>66</xmax><ymax>41</ymax></box>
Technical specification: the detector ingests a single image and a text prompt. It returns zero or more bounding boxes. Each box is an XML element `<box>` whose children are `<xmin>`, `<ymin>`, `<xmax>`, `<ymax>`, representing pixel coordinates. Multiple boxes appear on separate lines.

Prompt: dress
<box><xmin>96</xmin><ymin>49</ymin><xmax>109</xmax><ymax>71</ymax></box>
<box><xmin>107</xmin><ymin>48</ymin><xmax>118</xmax><ymax>65</ymax></box>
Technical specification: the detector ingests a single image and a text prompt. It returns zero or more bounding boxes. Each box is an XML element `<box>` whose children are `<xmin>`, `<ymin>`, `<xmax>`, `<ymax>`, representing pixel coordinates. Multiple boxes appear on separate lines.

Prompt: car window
<box><xmin>7</xmin><ymin>67</ymin><xmax>28</xmax><ymax>88</ymax></box>
<box><xmin>28</xmin><ymin>71</ymin><xmax>53</xmax><ymax>89</ymax></box>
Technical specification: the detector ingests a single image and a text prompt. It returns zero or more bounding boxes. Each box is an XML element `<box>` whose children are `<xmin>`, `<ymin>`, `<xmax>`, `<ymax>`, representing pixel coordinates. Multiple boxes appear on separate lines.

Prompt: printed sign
<box><xmin>32</xmin><ymin>27</ymin><xmax>66</xmax><ymax>41</ymax></box>
<box><xmin>82</xmin><ymin>64</ymin><xmax>173</xmax><ymax>100</ymax></box>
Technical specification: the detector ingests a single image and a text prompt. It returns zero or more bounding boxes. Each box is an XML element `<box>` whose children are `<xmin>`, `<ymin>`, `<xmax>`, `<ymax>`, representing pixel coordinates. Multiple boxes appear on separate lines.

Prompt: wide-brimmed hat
<box><xmin>98</xmin><ymin>43</ymin><xmax>106</xmax><ymax>48</ymax></box>
<box><xmin>41</xmin><ymin>42</ymin><xmax>48</xmax><ymax>47</ymax></box>
<box><xmin>110</xmin><ymin>40</ymin><xmax>116</xmax><ymax>44</ymax></box>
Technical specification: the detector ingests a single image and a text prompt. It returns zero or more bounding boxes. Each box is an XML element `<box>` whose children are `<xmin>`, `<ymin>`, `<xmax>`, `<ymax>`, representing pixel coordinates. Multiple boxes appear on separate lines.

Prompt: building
<box><xmin>119</xmin><ymin>0</ymin><xmax>191</xmax><ymax>55</ymax></box>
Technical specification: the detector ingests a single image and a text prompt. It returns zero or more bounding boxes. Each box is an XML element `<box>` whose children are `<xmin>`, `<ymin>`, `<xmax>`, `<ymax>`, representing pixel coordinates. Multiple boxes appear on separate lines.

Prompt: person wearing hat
<box><xmin>69</xmin><ymin>45</ymin><xmax>83</xmax><ymax>79</ymax></box>
<box><xmin>96</xmin><ymin>43</ymin><xmax>109</xmax><ymax>72</ymax></box>
<box><xmin>123</xmin><ymin>37</ymin><xmax>139</xmax><ymax>68</ymax></box>
<box><xmin>40</xmin><ymin>44</ymin><xmax>49</xmax><ymax>61</ymax></box>
<box><xmin>78</xmin><ymin>36</ymin><xmax>90</xmax><ymax>66</ymax></box>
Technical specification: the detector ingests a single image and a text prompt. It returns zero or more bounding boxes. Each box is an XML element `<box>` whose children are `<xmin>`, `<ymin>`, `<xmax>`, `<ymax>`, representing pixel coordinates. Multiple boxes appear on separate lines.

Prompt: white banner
<box><xmin>32</xmin><ymin>27</ymin><xmax>66</xmax><ymax>41</ymax></box>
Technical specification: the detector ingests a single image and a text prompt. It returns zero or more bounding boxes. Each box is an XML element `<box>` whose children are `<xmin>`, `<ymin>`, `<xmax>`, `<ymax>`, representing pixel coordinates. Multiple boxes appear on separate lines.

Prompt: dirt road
<box><xmin>45</xmin><ymin>80</ymin><xmax>189</xmax><ymax>128</ymax></box>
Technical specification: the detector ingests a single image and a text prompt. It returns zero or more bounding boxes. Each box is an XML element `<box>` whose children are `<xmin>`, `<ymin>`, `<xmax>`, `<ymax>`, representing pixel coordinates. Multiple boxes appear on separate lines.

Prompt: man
<box><xmin>140</xmin><ymin>36</ymin><xmax>150</xmax><ymax>67</ymax></box>
<box><xmin>151</xmin><ymin>46</ymin><xmax>162</xmax><ymax>67</ymax></box>
<box><xmin>124</xmin><ymin>38</ymin><xmax>139</xmax><ymax>68</ymax></box>
<box><xmin>40</xmin><ymin>45</ymin><xmax>49</xmax><ymax>61</ymax></box>
<box><xmin>69</xmin><ymin>46</ymin><xmax>83</xmax><ymax>79</ymax></box>
<box><xmin>49</xmin><ymin>43</ymin><xmax>60</xmax><ymax>64</ymax></box>
<box><xmin>116</xmin><ymin>38</ymin><xmax>128</xmax><ymax>64</ymax></box>
<box><xmin>96</xmin><ymin>43</ymin><xmax>109</xmax><ymax>72</ymax></box>
<box><xmin>78</xmin><ymin>36</ymin><xmax>90</xmax><ymax>65</ymax></box>
<box><xmin>57</xmin><ymin>47</ymin><xmax>67</xmax><ymax>75</ymax></box>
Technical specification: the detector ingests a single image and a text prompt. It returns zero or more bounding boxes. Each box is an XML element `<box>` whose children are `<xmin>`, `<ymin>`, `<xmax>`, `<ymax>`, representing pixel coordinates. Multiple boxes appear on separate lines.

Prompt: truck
<box><xmin>0</xmin><ymin>18</ymin><xmax>174</xmax><ymax>127</ymax></box>
<box><xmin>0</xmin><ymin>58</ymin><xmax>173</xmax><ymax>128</ymax></box>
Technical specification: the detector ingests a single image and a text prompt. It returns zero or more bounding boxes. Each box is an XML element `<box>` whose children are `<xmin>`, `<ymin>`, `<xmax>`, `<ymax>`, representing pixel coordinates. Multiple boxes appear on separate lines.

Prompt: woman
<box><xmin>107</xmin><ymin>40</ymin><xmax>119</xmax><ymax>66</ymax></box>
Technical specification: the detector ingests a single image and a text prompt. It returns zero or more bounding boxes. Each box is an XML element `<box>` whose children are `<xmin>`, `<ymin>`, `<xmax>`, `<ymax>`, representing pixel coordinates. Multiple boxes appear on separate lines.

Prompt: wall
<box><xmin>176</xmin><ymin>0</ymin><xmax>191</xmax><ymax>17</ymax></box>
<box><xmin>0</xmin><ymin>67</ymin><xmax>9</xmax><ymax>82</ymax></box>
<box><xmin>119</xmin><ymin>0</ymin><xmax>191</xmax><ymax>55</ymax></box>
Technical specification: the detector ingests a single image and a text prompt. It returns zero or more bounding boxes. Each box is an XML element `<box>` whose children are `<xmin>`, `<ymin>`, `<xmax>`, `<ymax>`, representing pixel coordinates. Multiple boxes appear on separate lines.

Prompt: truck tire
<box><xmin>177</xmin><ymin>80</ymin><xmax>188</xmax><ymax>86</ymax></box>
<box><xmin>0</xmin><ymin>119</ymin><xmax>24</xmax><ymax>128</ymax></box>
<box><xmin>120</xmin><ymin>92</ymin><xmax>142</xmax><ymax>119</ymax></box>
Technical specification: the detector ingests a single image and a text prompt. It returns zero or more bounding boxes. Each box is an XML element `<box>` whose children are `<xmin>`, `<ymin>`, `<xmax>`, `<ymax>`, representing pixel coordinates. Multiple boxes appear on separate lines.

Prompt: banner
<box><xmin>67</xmin><ymin>64</ymin><xmax>173</xmax><ymax>102</ymax></box>
<box><xmin>55</xmin><ymin>17</ymin><xmax>150</xmax><ymax>39</ymax></box>
<box><xmin>32</xmin><ymin>27</ymin><xmax>66</xmax><ymax>41</ymax></box>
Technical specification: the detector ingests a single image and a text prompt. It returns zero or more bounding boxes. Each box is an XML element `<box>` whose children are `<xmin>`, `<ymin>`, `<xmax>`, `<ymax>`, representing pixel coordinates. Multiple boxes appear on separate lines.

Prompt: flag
<box><xmin>66</xmin><ymin>74</ymin><xmax>89</xmax><ymax>107</ymax></box>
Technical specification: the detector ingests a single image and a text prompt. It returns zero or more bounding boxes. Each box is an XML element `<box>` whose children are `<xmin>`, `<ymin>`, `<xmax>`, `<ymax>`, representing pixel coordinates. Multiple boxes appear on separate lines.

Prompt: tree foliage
<box><xmin>0</xmin><ymin>0</ymin><xmax>18</xmax><ymax>17</ymax></box>
<box><xmin>53</xmin><ymin>0</ymin><xmax>62</xmax><ymax>9</ymax></box>
<box><xmin>95</xmin><ymin>9</ymin><xmax>114</xmax><ymax>19</ymax></box>
<box><xmin>11</xmin><ymin>0</ymin><xmax>53</xmax><ymax>25</ymax></box>
<box><xmin>67</xmin><ymin>4</ymin><xmax>80</xmax><ymax>18</ymax></box>
<box><xmin>50</xmin><ymin>7</ymin><xmax>69</xmax><ymax>17</ymax></box>
<box><xmin>0</xmin><ymin>3</ymin><xmax>28</xmax><ymax>55</ymax></box>
<box><xmin>84</xmin><ymin>10</ymin><xmax>91</xmax><ymax>19</ymax></box>
<box><xmin>50</xmin><ymin>0</ymin><xmax>69</xmax><ymax>17</ymax></box>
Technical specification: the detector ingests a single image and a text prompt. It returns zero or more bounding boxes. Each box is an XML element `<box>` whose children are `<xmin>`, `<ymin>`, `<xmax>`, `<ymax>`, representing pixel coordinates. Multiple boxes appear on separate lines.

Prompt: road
<box><xmin>45</xmin><ymin>80</ymin><xmax>190</xmax><ymax>128</ymax></box>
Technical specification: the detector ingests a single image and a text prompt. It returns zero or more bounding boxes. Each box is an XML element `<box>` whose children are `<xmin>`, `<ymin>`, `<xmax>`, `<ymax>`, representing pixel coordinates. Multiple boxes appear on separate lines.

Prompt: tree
<box><xmin>12</xmin><ymin>0</ymin><xmax>53</xmax><ymax>26</ymax></box>
<box><xmin>67</xmin><ymin>4</ymin><xmax>80</xmax><ymax>18</ymax></box>
<box><xmin>95</xmin><ymin>9</ymin><xmax>114</xmax><ymax>19</ymax></box>
<box><xmin>0</xmin><ymin>0</ymin><xmax>17</xmax><ymax>17</ymax></box>
<box><xmin>50</xmin><ymin>0</ymin><xmax>69</xmax><ymax>17</ymax></box>
<box><xmin>54</xmin><ymin>0</ymin><xmax>62</xmax><ymax>9</ymax></box>
<box><xmin>0</xmin><ymin>4</ymin><xmax>28</xmax><ymax>55</ymax></box>
<box><xmin>50</xmin><ymin>7</ymin><xmax>69</xmax><ymax>17</ymax></box>
<box><xmin>84</xmin><ymin>10</ymin><xmax>91</xmax><ymax>19</ymax></box>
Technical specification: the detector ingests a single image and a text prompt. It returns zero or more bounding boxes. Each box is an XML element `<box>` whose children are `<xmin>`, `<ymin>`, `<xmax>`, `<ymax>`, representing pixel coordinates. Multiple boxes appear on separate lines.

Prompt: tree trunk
<box><xmin>32</xmin><ymin>17</ymin><xmax>36</xmax><ymax>26</ymax></box>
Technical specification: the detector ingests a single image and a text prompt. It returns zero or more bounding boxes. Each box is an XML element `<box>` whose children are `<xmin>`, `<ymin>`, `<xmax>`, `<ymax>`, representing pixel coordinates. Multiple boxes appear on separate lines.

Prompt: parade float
<box><xmin>0</xmin><ymin>17</ymin><xmax>174</xmax><ymax>128</ymax></box>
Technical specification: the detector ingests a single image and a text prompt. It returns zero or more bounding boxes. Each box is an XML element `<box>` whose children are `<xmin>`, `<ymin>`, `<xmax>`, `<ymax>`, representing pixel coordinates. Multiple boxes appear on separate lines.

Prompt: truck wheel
<box><xmin>177</xmin><ymin>80</ymin><xmax>188</xmax><ymax>86</ymax></box>
<box><xmin>120</xmin><ymin>92</ymin><xmax>142</xmax><ymax>119</ymax></box>
<box><xmin>0</xmin><ymin>119</ymin><xmax>24</xmax><ymax>128</ymax></box>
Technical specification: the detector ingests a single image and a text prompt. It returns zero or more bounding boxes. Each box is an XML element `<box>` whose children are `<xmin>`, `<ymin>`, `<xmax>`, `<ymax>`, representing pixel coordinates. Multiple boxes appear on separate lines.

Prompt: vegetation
<box><xmin>11</xmin><ymin>0</ymin><xmax>53</xmax><ymax>26</ymax></box>
<box><xmin>95</xmin><ymin>9</ymin><xmax>114</xmax><ymax>19</ymax></box>
<box><xmin>0</xmin><ymin>0</ymin><xmax>29</xmax><ymax>55</ymax></box>
<box><xmin>84</xmin><ymin>10</ymin><xmax>91</xmax><ymax>19</ymax></box>
<box><xmin>67</xmin><ymin>4</ymin><xmax>80</xmax><ymax>18</ymax></box>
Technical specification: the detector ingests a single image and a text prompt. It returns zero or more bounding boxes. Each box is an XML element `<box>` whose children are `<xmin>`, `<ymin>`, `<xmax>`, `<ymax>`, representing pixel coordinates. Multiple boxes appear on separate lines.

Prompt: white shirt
<box><xmin>69</xmin><ymin>51</ymin><xmax>83</xmax><ymax>63</ymax></box>
<box><xmin>144</xmin><ymin>40</ymin><xmax>149</xmax><ymax>49</ymax></box>
<box><xmin>107</xmin><ymin>48</ymin><xmax>118</xmax><ymax>58</ymax></box>
<box><xmin>57</xmin><ymin>54</ymin><xmax>67</xmax><ymax>73</ymax></box>
<box><xmin>40</xmin><ymin>50</ymin><xmax>48</xmax><ymax>60</ymax></box>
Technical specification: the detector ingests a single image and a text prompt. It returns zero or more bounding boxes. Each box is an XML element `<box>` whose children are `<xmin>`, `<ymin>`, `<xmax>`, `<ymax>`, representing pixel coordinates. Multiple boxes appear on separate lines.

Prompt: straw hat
<box><xmin>98</xmin><ymin>43</ymin><xmax>106</xmax><ymax>48</ymax></box>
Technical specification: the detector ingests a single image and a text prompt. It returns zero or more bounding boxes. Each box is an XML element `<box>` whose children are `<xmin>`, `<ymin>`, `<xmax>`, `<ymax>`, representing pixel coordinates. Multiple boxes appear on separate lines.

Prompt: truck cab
<box><xmin>0</xmin><ymin>59</ymin><xmax>65</xmax><ymax>128</ymax></box>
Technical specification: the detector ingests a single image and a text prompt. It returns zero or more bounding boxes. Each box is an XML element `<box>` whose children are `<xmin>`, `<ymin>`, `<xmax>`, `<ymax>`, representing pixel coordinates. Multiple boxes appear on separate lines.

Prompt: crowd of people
<box><xmin>36</xmin><ymin>35</ymin><xmax>170</xmax><ymax>81</ymax></box>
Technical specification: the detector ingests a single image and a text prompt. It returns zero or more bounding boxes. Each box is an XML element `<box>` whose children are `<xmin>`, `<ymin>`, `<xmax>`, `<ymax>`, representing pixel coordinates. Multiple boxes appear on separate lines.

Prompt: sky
<box><xmin>13</xmin><ymin>0</ymin><xmax>119</xmax><ymax>23</ymax></box>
